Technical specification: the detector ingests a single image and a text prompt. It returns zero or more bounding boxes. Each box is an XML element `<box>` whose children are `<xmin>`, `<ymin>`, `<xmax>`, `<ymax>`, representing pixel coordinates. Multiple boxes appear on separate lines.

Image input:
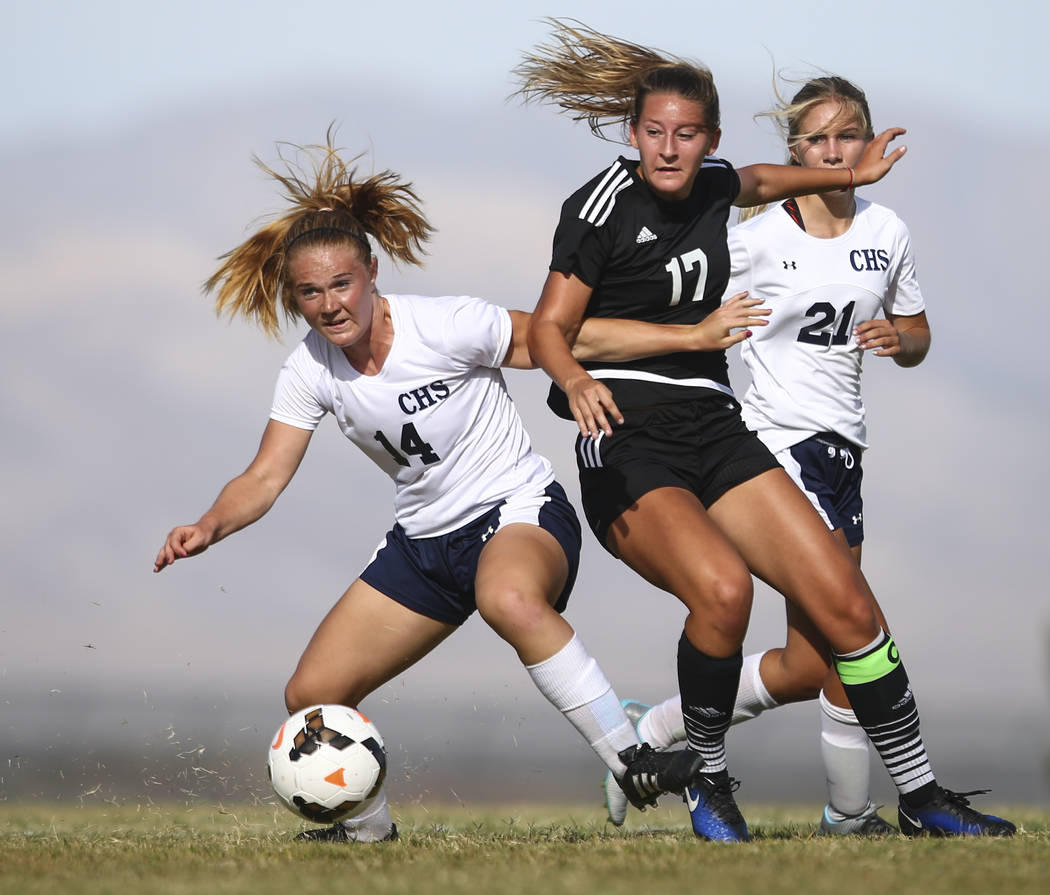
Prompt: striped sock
<box><xmin>833</xmin><ymin>630</ymin><xmax>935</xmax><ymax>798</ymax></box>
<box><xmin>677</xmin><ymin>631</ymin><xmax>741</xmax><ymax>775</ymax></box>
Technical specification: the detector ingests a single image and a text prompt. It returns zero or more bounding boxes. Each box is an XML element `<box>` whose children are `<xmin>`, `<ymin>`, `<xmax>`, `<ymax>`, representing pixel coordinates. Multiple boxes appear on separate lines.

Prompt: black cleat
<box><xmin>295</xmin><ymin>822</ymin><xmax>399</xmax><ymax>842</ymax></box>
<box><xmin>616</xmin><ymin>743</ymin><xmax>704</xmax><ymax>810</ymax></box>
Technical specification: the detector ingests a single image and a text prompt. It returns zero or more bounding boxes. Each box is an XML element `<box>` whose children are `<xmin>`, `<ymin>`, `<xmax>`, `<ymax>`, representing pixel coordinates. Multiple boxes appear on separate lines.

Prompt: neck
<box><xmin>795</xmin><ymin>189</ymin><xmax>856</xmax><ymax>238</ymax></box>
<box><xmin>344</xmin><ymin>293</ymin><xmax>392</xmax><ymax>375</ymax></box>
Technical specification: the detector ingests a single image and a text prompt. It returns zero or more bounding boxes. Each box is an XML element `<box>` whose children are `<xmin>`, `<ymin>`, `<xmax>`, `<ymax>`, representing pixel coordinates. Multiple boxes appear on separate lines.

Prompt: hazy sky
<box><xmin>3</xmin><ymin>1</ymin><xmax>1048</xmax><ymax>803</ymax></box>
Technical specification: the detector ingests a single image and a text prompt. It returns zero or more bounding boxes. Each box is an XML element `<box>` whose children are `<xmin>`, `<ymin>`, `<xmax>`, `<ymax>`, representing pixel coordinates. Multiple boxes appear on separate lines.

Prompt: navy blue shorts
<box><xmin>776</xmin><ymin>433</ymin><xmax>865</xmax><ymax>547</ymax></box>
<box><xmin>359</xmin><ymin>481</ymin><xmax>582</xmax><ymax>626</ymax></box>
<box><xmin>575</xmin><ymin>392</ymin><xmax>780</xmax><ymax>549</ymax></box>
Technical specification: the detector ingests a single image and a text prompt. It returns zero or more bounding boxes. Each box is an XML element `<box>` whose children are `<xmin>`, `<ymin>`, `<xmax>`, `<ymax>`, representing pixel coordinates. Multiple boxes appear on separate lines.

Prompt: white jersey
<box><xmin>727</xmin><ymin>198</ymin><xmax>925</xmax><ymax>452</ymax></box>
<box><xmin>270</xmin><ymin>294</ymin><xmax>554</xmax><ymax>537</ymax></box>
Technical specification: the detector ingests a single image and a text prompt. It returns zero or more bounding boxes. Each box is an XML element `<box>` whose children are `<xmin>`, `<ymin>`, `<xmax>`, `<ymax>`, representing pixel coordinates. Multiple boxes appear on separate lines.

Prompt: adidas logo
<box><xmin>636</xmin><ymin>226</ymin><xmax>657</xmax><ymax>244</ymax></box>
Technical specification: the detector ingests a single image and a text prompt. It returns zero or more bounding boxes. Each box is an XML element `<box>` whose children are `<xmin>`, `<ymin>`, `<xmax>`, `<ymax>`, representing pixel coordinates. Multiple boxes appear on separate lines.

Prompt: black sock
<box><xmin>677</xmin><ymin>631</ymin><xmax>741</xmax><ymax>775</ymax></box>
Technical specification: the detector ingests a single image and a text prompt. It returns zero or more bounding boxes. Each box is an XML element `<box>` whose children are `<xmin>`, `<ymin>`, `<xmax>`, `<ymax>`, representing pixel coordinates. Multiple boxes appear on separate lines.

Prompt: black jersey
<box><xmin>548</xmin><ymin>155</ymin><xmax>741</xmax><ymax>416</ymax></box>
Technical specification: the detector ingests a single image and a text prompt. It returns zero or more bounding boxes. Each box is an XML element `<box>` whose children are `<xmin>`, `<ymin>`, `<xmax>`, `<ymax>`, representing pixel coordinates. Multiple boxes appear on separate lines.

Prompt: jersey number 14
<box><xmin>374</xmin><ymin>423</ymin><xmax>441</xmax><ymax>466</ymax></box>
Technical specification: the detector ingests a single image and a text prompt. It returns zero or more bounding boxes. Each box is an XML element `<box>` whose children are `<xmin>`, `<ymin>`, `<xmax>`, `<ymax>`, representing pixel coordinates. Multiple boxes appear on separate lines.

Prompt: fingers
<box><xmin>854</xmin><ymin>321</ymin><xmax>900</xmax><ymax>354</ymax></box>
<box><xmin>571</xmin><ymin>386</ymin><xmax>623</xmax><ymax>438</ymax></box>
<box><xmin>153</xmin><ymin>527</ymin><xmax>202</xmax><ymax>572</ymax></box>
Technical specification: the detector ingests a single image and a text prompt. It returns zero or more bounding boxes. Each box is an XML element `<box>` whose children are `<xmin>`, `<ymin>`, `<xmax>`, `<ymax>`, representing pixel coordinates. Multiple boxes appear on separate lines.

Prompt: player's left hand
<box><xmin>854</xmin><ymin>318</ymin><xmax>901</xmax><ymax>356</ymax></box>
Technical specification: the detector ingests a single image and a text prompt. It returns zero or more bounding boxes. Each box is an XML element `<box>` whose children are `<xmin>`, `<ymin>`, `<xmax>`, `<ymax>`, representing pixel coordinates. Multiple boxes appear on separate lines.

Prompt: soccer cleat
<box><xmin>603</xmin><ymin>769</ymin><xmax>629</xmax><ymax>827</ymax></box>
<box><xmin>620</xmin><ymin>699</ymin><xmax>652</xmax><ymax>728</ymax></box>
<box><xmin>616</xmin><ymin>743</ymin><xmax>704</xmax><ymax>811</ymax></box>
<box><xmin>604</xmin><ymin>700</ymin><xmax>655</xmax><ymax>825</ymax></box>
<box><xmin>897</xmin><ymin>787</ymin><xmax>1016</xmax><ymax>837</ymax></box>
<box><xmin>295</xmin><ymin>822</ymin><xmax>399</xmax><ymax>842</ymax></box>
<box><xmin>685</xmin><ymin>771</ymin><xmax>750</xmax><ymax>842</ymax></box>
<box><xmin>818</xmin><ymin>802</ymin><xmax>897</xmax><ymax>836</ymax></box>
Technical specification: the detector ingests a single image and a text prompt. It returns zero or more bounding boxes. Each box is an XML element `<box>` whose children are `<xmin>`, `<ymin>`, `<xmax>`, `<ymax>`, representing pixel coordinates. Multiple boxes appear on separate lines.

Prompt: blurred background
<box><xmin>2</xmin><ymin>0</ymin><xmax>1047</xmax><ymax>812</ymax></box>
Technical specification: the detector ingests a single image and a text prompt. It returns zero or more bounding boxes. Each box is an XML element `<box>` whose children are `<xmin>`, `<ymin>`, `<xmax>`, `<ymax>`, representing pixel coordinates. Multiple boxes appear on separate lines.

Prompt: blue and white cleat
<box><xmin>897</xmin><ymin>787</ymin><xmax>1015</xmax><ymax>837</ymax></box>
<box><xmin>685</xmin><ymin>771</ymin><xmax>750</xmax><ymax>842</ymax></box>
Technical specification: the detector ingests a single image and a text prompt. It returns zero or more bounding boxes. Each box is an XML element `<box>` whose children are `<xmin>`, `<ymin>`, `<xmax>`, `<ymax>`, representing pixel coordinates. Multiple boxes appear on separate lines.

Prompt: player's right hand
<box><xmin>154</xmin><ymin>524</ymin><xmax>213</xmax><ymax>572</ymax></box>
<box><xmin>564</xmin><ymin>372</ymin><xmax>624</xmax><ymax>439</ymax></box>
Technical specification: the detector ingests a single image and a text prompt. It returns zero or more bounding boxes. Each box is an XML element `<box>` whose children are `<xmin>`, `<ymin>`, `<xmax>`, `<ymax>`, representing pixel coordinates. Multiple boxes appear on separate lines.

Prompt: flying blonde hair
<box><xmin>739</xmin><ymin>74</ymin><xmax>875</xmax><ymax>222</ymax></box>
<box><xmin>513</xmin><ymin>18</ymin><xmax>720</xmax><ymax>141</ymax></box>
<box><xmin>204</xmin><ymin>133</ymin><xmax>434</xmax><ymax>338</ymax></box>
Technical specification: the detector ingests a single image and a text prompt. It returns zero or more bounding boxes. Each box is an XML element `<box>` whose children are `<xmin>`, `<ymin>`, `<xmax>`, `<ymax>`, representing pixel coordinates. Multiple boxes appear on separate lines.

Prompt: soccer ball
<box><xmin>267</xmin><ymin>704</ymin><xmax>387</xmax><ymax>824</ymax></box>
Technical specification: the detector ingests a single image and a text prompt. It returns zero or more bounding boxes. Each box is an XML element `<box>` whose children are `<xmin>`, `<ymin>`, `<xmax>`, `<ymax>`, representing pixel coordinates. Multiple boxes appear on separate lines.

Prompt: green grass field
<box><xmin>2</xmin><ymin>801</ymin><xmax>1047</xmax><ymax>895</ymax></box>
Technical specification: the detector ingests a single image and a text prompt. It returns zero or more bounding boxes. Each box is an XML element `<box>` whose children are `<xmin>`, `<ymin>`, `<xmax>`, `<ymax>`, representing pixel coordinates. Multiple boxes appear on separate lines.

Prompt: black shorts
<box><xmin>777</xmin><ymin>433</ymin><xmax>865</xmax><ymax>547</ymax></box>
<box><xmin>360</xmin><ymin>481</ymin><xmax>582</xmax><ymax>626</ymax></box>
<box><xmin>575</xmin><ymin>392</ymin><xmax>780</xmax><ymax>549</ymax></box>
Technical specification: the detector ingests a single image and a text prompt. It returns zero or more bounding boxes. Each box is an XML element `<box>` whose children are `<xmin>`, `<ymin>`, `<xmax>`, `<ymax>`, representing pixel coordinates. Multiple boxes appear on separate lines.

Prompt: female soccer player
<box><xmin>606</xmin><ymin>76</ymin><xmax>934</xmax><ymax>836</ymax></box>
<box><xmin>517</xmin><ymin>20</ymin><xmax>1014</xmax><ymax>841</ymax></box>
<box><xmin>153</xmin><ymin>137</ymin><xmax>702</xmax><ymax>842</ymax></box>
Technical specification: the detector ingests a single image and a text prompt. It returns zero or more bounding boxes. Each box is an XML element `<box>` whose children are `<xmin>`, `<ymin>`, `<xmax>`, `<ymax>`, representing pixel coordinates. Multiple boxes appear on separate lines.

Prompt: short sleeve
<box><xmin>723</xmin><ymin>226</ymin><xmax>752</xmax><ymax>302</ymax></box>
<box><xmin>549</xmin><ymin>198</ymin><xmax>616</xmax><ymax>289</ymax></box>
<box><xmin>884</xmin><ymin>221</ymin><xmax>925</xmax><ymax>317</ymax></box>
<box><xmin>270</xmin><ymin>342</ymin><xmax>328</xmax><ymax>431</ymax></box>
<box><xmin>440</xmin><ymin>296</ymin><xmax>512</xmax><ymax>369</ymax></box>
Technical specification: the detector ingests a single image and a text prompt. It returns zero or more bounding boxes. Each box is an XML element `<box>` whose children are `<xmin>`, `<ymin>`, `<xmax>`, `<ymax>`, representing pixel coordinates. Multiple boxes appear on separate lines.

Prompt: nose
<box><xmin>659</xmin><ymin>133</ymin><xmax>677</xmax><ymax>158</ymax></box>
<box><xmin>824</xmin><ymin>138</ymin><xmax>844</xmax><ymax>163</ymax></box>
<box><xmin>320</xmin><ymin>288</ymin><xmax>340</xmax><ymax>314</ymax></box>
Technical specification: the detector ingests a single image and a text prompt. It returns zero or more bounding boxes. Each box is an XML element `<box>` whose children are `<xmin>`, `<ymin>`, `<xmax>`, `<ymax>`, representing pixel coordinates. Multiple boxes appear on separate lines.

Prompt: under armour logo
<box><xmin>782</xmin><ymin>260</ymin><xmax>797</xmax><ymax>269</ymax></box>
<box><xmin>480</xmin><ymin>525</ymin><xmax>496</xmax><ymax>542</ymax></box>
<box><xmin>852</xmin><ymin>513</ymin><xmax>863</xmax><ymax>525</ymax></box>
<box><xmin>636</xmin><ymin>226</ymin><xmax>658</xmax><ymax>244</ymax></box>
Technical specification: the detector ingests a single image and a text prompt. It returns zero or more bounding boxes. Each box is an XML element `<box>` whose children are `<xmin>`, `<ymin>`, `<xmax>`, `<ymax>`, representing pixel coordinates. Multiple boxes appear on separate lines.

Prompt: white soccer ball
<box><xmin>267</xmin><ymin>704</ymin><xmax>387</xmax><ymax>824</ymax></box>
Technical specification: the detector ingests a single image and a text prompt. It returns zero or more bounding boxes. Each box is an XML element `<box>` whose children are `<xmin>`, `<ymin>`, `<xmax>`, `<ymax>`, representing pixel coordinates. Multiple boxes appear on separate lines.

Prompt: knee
<box><xmin>476</xmin><ymin>586</ymin><xmax>551</xmax><ymax>642</ymax></box>
<box><xmin>284</xmin><ymin>670</ymin><xmax>366</xmax><ymax>715</ymax></box>
<box><xmin>284</xmin><ymin>673</ymin><xmax>325</xmax><ymax>715</ymax></box>
<box><xmin>697</xmin><ymin>568</ymin><xmax>753</xmax><ymax>639</ymax></box>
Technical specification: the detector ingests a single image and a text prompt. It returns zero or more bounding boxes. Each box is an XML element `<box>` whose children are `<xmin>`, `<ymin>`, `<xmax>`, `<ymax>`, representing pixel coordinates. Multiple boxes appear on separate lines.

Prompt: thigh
<box><xmin>475</xmin><ymin>523</ymin><xmax>575</xmax><ymax>664</ymax></box>
<box><xmin>287</xmin><ymin>577</ymin><xmax>456</xmax><ymax>711</ymax></box>
<box><xmin>606</xmin><ymin>486</ymin><xmax>753</xmax><ymax>654</ymax></box>
<box><xmin>709</xmin><ymin>468</ymin><xmax>879</xmax><ymax>652</ymax></box>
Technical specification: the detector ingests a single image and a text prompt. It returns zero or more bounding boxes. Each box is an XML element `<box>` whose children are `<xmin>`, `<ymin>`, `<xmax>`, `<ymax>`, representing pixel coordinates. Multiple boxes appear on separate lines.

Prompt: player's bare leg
<box><xmin>606</xmin><ymin>487</ymin><xmax>753</xmax><ymax>840</ymax></box>
<box><xmin>476</xmin><ymin>523</ymin><xmax>702</xmax><ymax>809</ymax></box>
<box><xmin>285</xmin><ymin>579</ymin><xmax>456</xmax><ymax>843</ymax></box>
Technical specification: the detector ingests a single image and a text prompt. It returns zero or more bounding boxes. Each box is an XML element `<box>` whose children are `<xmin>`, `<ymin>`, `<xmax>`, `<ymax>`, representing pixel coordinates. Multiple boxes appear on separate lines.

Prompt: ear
<box><xmin>628</xmin><ymin>120</ymin><xmax>640</xmax><ymax>150</ymax></box>
<box><xmin>708</xmin><ymin>128</ymin><xmax>722</xmax><ymax>155</ymax></box>
<box><xmin>369</xmin><ymin>254</ymin><xmax>378</xmax><ymax>284</ymax></box>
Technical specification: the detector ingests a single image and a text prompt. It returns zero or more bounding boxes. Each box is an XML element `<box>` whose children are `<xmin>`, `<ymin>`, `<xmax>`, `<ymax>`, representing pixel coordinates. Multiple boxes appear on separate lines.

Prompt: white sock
<box><xmin>819</xmin><ymin>690</ymin><xmax>872</xmax><ymax>818</ymax></box>
<box><xmin>526</xmin><ymin>634</ymin><xmax>636</xmax><ymax>777</ymax></box>
<box><xmin>338</xmin><ymin>788</ymin><xmax>394</xmax><ymax>840</ymax></box>
<box><xmin>732</xmin><ymin>652</ymin><xmax>778</xmax><ymax>724</ymax></box>
<box><xmin>636</xmin><ymin>695</ymin><xmax>684</xmax><ymax>749</ymax></box>
<box><xmin>638</xmin><ymin>652</ymin><xmax>778</xmax><ymax>750</ymax></box>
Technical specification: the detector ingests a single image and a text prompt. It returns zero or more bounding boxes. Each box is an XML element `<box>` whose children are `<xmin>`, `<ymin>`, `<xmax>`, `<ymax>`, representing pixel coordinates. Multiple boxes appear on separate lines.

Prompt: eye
<box><xmin>678</xmin><ymin>132</ymin><xmax>697</xmax><ymax>140</ymax></box>
<box><xmin>646</xmin><ymin>128</ymin><xmax>662</xmax><ymax>138</ymax></box>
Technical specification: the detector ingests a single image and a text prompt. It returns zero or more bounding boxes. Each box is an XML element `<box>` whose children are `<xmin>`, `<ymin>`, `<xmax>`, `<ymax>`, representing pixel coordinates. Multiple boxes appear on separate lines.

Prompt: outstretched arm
<box><xmin>735</xmin><ymin>127</ymin><xmax>908</xmax><ymax>208</ymax></box>
<box><xmin>855</xmin><ymin>310</ymin><xmax>931</xmax><ymax>368</ymax></box>
<box><xmin>153</xmin><ymin>419</ymin><xmax>313</xmax><ymax>572</ymax></box>
<box><xmin>573</xmin><ymin>293</ymin><xmax>769</xmax><ymax>360</ymax></box>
